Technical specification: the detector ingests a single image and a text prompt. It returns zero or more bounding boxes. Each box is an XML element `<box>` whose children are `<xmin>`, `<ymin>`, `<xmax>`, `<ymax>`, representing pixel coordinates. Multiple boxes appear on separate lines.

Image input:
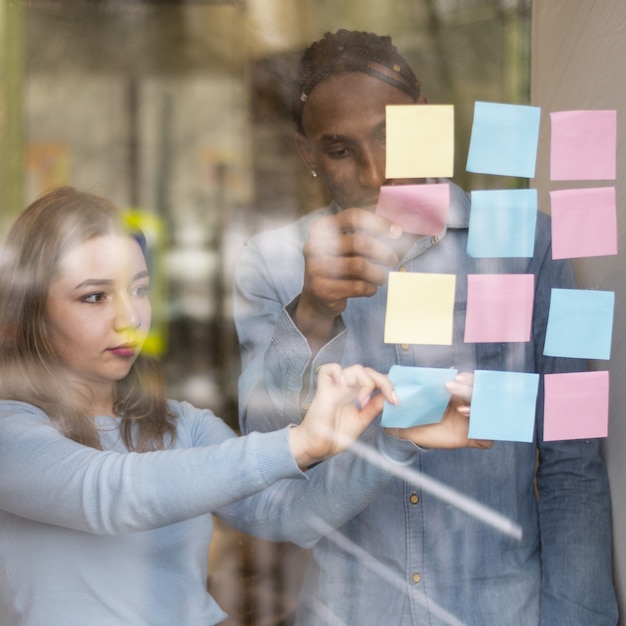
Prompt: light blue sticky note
<box><xmin>467</xmin><ymin>189</ymin><xmax>537</xmax><ymax>258</ymax></box>
<box><xmin>466</xmin><ymin>101</ymin><xmax>541</xmax><ymax>178</ymax></box>
<box><xmin>544</xmin><ymin>288</ymin><xmax>614</xmax><ymax>360</ymax></box>
<box><xmin>468</xmin><ymin>370</ymin><xmax>539</xmax><ymax>442</ymax></box>
<box><xmin>381</xmin><ymin>365</ymin><xmax>458</xmax><ymax>428</ymax></box>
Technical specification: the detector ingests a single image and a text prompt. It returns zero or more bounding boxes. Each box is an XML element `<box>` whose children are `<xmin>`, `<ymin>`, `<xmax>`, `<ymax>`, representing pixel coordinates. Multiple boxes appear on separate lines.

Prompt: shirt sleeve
<box><xmin>531</xmin><ymin>231</ymin><xmax>618</xmax><ymax>624</ymax></box>
<box><xmin>234</xmin><ymin>231</ymin><xmax>346</xmax><ymax>434</ymax></box>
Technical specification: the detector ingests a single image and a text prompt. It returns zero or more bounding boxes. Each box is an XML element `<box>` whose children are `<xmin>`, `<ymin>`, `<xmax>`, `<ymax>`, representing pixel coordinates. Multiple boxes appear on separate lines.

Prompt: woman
<box><xmin>0</xmin><ymin>187</ymin><xmax>482</xmax><ymax>625</ymax></box>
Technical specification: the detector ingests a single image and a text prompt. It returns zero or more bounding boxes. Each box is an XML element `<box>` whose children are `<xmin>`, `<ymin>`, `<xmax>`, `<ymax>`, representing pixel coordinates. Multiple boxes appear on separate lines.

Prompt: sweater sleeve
<box><xmin>0</xmin><ymin>401</ymin><xmax>418</xmax><ymax>547</ymax></box>
<box><xmin>215</xmin><ymin>422</ymin><xmax>419</xmax><ymax>548</ymax></box>
<box><xmin>0</xmin><ymin>401</ymin><xmax>301</xmax><ymax>535</ymax></box>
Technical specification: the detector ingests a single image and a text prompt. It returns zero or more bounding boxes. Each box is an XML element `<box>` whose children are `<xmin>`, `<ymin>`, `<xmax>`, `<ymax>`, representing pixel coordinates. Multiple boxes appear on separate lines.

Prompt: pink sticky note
<box><xmin>550</xmin><ymin>187</ymin><xmax>617</xmax><ymax>259</ymax></box>
<box><xmin>543</xmin><ymin>371</ymin><xmax>609</xmax><ymax>441</ymax></box>
<box><xmin>376</xmin><ymin>183</ymin><xmax>450</xmax><ymax>236</ymax></box>
<box><xmin>464</xmin><ymin>274</ymin><xmax>534</xmax><ymax>343</ymax></box>
<box><xmin>550</xmin><ymin>110</ymin><xmax>616</xmax><ymax>181</ymax></box>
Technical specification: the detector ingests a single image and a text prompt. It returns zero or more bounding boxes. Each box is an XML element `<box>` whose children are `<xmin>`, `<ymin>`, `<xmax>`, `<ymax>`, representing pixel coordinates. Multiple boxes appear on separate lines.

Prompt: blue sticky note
<box><xmin>467</xmin><ymin>189</ymin><xmax>537</xmax><ymax>258</ymax></box>
<box><xmin>468</xmin><ymin>370</ymin><xmax>539</xmax><ymax>442</ymax></box>
<box><xmin>381</xmin><ymin>365</ymin><xmax>458</xmax><ymax>428</ymax></box>
<box><xmin>466</xmin><ymin>101</ymin><xmax>541</xmax><ymax>178</ymax></box>
<box><xmin>544</xmin><ymin>288</ymin><xmax>614</xmax><ymax>360</ymax></box>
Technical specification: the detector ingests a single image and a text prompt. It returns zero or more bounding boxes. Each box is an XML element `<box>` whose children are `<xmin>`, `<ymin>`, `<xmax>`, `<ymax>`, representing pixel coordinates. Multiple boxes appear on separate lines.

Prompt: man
<box><xmin>234</xmin><ymin>29</ymin><xmax>617</xmax><ymax>625</ymax></box>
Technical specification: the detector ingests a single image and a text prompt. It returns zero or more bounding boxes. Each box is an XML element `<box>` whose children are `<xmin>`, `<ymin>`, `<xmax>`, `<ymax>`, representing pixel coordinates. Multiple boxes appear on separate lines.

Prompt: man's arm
<box><xmin>234</xmin><ymin>209</ymin><xmax>402</xmax><ymax>434</ymax></box>
<box><xmin>233</xmin><ymin>221</ymin><xmax>345</xmax><ymax>434</ymax></box>
<box><xmin>532</xmin><ymin>224</ymin><xmax>617</xmax><ymax>624</ymax></box>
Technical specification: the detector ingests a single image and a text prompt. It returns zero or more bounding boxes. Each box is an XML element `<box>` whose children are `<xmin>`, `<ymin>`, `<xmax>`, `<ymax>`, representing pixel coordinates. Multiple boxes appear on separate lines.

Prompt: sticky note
<box><xmin>464</xmin><ymin>274</ymin><xmax>534</xmax><ymax>343</ymax></box>
<box><xmin>466</xmin><ymin>101</ymin><xmax>541</xmax><ymax>178</ymax></box>
<box><xmin>376</xmin><ymin>183</ymin><xmax>450</xmax><ymax>235</ymax></box>
<box><xmin>384</xmin><ymin>272</ymin><xmax>456</xmax><ymax>345</ymax></box>
<box><xmin>467</xmin><ymin>189</ymin><xmax>537</xmax><ymax>258</ymax></box>
<box><xmin>468</xmin><ymin>370</ymin><xmax>539</xmax><ymax>443</ymax></box>
<box><xmin>550</xmin><ymin>187</ymin><xmax>617</xmax><ymax>259</ymax></box>
<box><xmin>386</xmin><ymin>104</ymin><xmax>454</xmax><ymax>179</ymax></box>
<box><xmin>543</xmin><ymin>371</ymin><xmax>609</xmax><ymax>441</ymax></box>
<box><xmin>544</xmin><ymin>288</ymin><xmax>614</xmax><ymax>360</ymax></box>
<box><xmin>550</xmin><ymin>110</ymin><xmax>617</xmax><ymax>181</ymax></box>
<box><xmin>381</xmin><ymin>365</ymin><xmax>458</xmax><ymax>428</ymax></box>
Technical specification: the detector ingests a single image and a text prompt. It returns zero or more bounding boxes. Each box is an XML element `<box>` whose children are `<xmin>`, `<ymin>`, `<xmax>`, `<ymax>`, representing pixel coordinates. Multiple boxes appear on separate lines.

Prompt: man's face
<box><xmin>297</xmin><ymin>71</ymin><xmax>423</xmax><ymax>210</ymax></box>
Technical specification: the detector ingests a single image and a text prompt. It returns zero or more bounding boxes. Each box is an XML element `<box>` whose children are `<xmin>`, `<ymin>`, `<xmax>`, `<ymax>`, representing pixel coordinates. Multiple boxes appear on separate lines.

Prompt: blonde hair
<box><xmin>0</xmin><ymin>187</ymin><xmax>175</xmax><ymax>451</ymax></box>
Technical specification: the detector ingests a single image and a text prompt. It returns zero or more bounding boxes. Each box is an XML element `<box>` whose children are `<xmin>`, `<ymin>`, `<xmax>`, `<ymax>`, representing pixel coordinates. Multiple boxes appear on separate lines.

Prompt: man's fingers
<box><xmin>309</xmin><ymin>210</ymin><xmax>402</xmax><ymax>269</ymax></box>
<box><xmin>336</xmin><ymin>207</ymin><xmax>403</xmax><ymax>241</ymax></box>
<box><xmin>308</xmin><ymin>229</ymin><xmax>399</xmax><ymax>271</ymax></box>
<box><xmin>307</xmin><ymin>256</ymin><xmax>389</xmax><ymax>287</ymax></box>
<box><xmin>340</xmin><ymin>231</ymin><xmax>399</xmax><ymax>269</ymax></box>
<box><xmin>468</xmin><ymin>438</ymin><xmax>493</xmax><ymax>449</ymax></box>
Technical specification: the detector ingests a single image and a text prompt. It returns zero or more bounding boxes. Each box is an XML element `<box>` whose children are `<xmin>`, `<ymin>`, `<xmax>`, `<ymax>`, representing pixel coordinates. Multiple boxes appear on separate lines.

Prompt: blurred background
<box><xmin>1</xmin><ymin>0</ymin><xmax>531</xmax><ymax>428</ymax></box>
<box><xmin>14</xmin><ymin>2</ymin><xmax>625</xmax><ymax>625</ymax></box>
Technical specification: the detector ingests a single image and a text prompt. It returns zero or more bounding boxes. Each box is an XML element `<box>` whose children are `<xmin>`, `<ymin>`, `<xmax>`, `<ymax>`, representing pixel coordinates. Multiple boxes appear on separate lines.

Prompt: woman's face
<box><xmin>296</xmin><ymin>71</ymin><xmax>422</xmax><ymax>210</ymax></box>
<box><xmin>45</xmin><ymin>234</ymin><xmax>151</xmax><ymax>399</ymax></box>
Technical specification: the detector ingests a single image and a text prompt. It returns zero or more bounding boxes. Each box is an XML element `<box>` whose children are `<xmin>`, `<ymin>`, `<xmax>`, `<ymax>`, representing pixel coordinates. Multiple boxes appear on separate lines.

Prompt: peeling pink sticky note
<box><xmin>544</xmin><ymin>371</ymin><xmax>609</xmax><ymax>441</ymax></box>
<box><xmin>550</xmin><ymin>187</ymin><xmax>617</xmax><ymax>259</ymax></box>
<box><xmin>464</xmin><ymin>274</ymin><xmax>534</xmax><ymax>343</ymax></box>
<box><xmin>376</xmin><ymin>183</ymin><xmax>450</xmax><ymax>236</ymax></box>
<box><xmin>550</xmin><ymin>110</ymin><xmax>616</xmax><ymax>181</ymax></box>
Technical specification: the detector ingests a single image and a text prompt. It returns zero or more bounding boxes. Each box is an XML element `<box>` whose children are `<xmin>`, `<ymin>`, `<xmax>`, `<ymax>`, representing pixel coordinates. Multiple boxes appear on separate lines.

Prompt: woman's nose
<box><xmin>114</xmin><ymin>294</ymin><xmax>141</xmax><ymax>330</ymax></box>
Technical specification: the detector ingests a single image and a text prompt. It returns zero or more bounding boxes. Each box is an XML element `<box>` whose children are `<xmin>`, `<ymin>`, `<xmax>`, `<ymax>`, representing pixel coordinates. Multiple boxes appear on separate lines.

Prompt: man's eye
<box><xmin>82</xmin><ymin>292</ymin><xmax>106</xmax><ymax>304</ymax></box>
<box><xmin>327</xmin><ymin>148</ymin><xmax>350</xmax><ymax>158</ymax></box>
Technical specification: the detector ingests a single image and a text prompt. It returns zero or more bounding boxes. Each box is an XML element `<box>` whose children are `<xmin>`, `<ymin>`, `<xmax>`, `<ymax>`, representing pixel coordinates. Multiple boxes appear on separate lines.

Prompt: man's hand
<box><xmin>386</xmin><ymin>373</ymin><xmax>492</xmax><ymax>450</ymax></box>
<box><xmin>295</xmin><ymin>208</ymin><xmax>403</xmax><ymax>350</ymax></box>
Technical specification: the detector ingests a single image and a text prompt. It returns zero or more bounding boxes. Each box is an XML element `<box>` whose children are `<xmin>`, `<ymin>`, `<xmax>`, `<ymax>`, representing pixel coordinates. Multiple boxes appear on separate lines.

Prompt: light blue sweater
<box><xmin>0</xmin><ymin>399</ymin><xmax>416</xmax><ymax>625</ymax></box>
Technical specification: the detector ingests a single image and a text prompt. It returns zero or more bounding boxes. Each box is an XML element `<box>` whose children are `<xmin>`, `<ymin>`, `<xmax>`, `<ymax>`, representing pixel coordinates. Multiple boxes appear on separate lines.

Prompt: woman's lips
<box><xmin>108</xmin><ymin>345</ymin><xmax>136</xmax><ymax>357</ymax></box>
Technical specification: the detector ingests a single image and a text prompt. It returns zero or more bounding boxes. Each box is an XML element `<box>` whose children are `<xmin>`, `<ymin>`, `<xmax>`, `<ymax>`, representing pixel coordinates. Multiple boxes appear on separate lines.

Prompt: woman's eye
<box><xmin>133</xmin><ymin>284</ymin><xmax>150</xmax><ymax>298</ymax></box>
<box><xmin>82</xmin><ymin>292</ymin><xmax>106</xmax><ymax>304</ymax></box>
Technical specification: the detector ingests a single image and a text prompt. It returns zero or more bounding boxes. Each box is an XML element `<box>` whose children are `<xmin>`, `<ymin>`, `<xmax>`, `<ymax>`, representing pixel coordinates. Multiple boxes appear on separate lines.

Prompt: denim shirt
<box><xmin>234</xmin><ymin>183</ymin><xmax>617</xmax><ymax>626</ymax></box>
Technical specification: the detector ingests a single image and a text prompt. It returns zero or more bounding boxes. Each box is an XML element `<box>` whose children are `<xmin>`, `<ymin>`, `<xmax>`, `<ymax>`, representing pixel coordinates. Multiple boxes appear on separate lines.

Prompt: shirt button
<box><xmin>409</xmin><ymin>492</ymin><xmax>420</xmax><ymax>505</ymax></box>
<box><xmin>412</xmin><ymin>572</ymin><xmax>422</xmax><ymax>584</ymax></box>
<box><xmin>401</xmin><ymin>343</ymin><xmax>409</xmax><ymax>351</ymax></box>
<box><xmin>431</xmin><ymin>235</ymin><xmax>439</xmax><ymax>244</ymax></box>
<box><xmin>399</xmin><ymin>266</ymin><xmax>407</xmax><ymax>272</ymax></box>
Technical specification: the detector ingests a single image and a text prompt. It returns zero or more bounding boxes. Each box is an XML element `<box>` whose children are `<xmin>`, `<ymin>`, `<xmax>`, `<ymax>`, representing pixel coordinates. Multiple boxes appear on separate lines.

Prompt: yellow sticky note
<box><xmin>386</xmin><ymin>104</ymin><xmax>454</xmax><ymax>179</ymax></box>
<box><xmin>384</xmin><ymin>272</ymin><xmax>456</xmax><ymax>345</ymax></box>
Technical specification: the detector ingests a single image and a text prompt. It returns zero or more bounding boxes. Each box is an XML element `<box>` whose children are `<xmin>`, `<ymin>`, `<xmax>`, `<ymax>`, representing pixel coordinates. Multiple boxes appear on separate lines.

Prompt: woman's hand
<box><xmin>385</xmin><ymin>373</ymin><xmax>492</xmax><ymax>450</ymax></box>
<box><xmin>288</xmin><ymin>363</ymin><xmax>399</xmax><ymax>468</ymax></box>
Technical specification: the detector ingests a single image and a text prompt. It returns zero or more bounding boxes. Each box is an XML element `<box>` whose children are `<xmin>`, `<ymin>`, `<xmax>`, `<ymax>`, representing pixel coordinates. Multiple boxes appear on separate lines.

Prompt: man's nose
<box><xmin>358</xmin><ymin>147</ymin><xmax>386</xmax><ymax>189</ymax></box>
